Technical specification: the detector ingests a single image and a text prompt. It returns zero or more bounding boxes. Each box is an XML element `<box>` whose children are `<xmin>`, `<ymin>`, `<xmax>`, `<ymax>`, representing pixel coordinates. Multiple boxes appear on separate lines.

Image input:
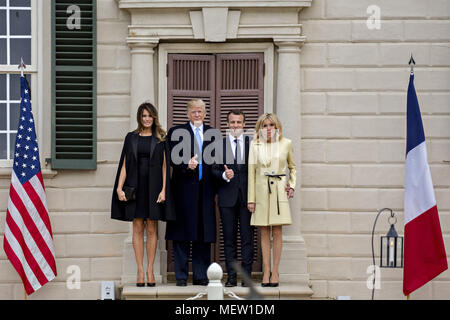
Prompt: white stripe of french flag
<box><xmin>403</xmin><ymin>73</ymin><xmax>447</xmax><ymax>296</ymax></box>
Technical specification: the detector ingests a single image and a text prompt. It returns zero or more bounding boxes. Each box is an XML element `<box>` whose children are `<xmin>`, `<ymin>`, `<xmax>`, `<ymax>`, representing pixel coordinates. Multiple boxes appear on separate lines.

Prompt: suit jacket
<box><xmin>212</xmin><ymin>135</ymin><xmax>250</xmax><ymax>207</ymax></box>
<box><xmin>165</xmin><ymin>121</ymin><xmax>221</xmax><ymax>242</ymax></box>
<box><xmin>111</xmin><ymin>131</ymin><xmax>176</xmax><ymax>222</ymax></box>
<box><xmin>247</xmin><ymin>137</ymin><xmax>296</xmax><ymax>226</ymax></box>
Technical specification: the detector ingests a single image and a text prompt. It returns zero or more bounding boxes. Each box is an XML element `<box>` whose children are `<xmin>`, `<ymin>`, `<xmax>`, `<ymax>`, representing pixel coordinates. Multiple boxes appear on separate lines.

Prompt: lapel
<box><xmin>131</xmin><ymin>132</ymin><xmax>138</xmax><ymax>161</ymax></box>
<box><xmin>185</xmin><ymin>121</ymin><xmax>196</xmax><ymax>155</ymax></box>
<box><xmin>224</xmin><ymin>136</ymin><xmax>233</xmax><ymax>166</ymax></box>
<box><xmin>244</xmin><ymin>135</ymin><xmax>250</xmax><ymax>163</ymax></box>
<box><xmin>149</xmin><ymin>135</ymin><xmax>157</xmax><ymax>160</ymax></box>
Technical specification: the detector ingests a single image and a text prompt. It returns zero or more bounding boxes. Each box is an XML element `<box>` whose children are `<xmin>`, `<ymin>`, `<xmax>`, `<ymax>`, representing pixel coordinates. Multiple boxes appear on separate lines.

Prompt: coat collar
<box><xmin>130</xmin><ymin>131</ymin><xmax>157</xmax><ymax>160</ymax></box>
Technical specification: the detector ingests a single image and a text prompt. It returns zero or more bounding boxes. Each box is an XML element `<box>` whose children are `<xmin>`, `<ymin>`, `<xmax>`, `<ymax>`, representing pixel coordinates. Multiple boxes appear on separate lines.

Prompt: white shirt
<box><xmin>222</xmin><ymin>133</ymin><xmax>244</xmax><ymax>182</ymax></box>
<box><xmin>189</xmin><ymin>121</ymin><xmax>204</xmax><ymax>141</ymax></box>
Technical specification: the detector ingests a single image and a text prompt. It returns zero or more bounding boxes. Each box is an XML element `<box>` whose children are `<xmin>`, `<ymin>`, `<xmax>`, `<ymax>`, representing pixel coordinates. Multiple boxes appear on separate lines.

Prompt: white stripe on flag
<box><xmin>11</xmin><ymin>172</ymin><xmax>55</xmax><ymax>256</ymax></box>
<box><xmin>7</xmin><ymin>198</ymin><xmax>56</xmax><ymax>282</ymax></box>
<box><xmin>29</xmin><ymin>175</ymin><xmax>49</xmax><ymax>213</ymax></box>
<box><xmin>28</xmin><ymin>175</ymin><xmax>55</xmax><ymax>256</ymax></box>
<box><xmin>4</xmin><ymin>223</ymin><xmax>42</xmax><ymax>292</ymax></box>
<box><xmin>404</xmin><ymin>141</ymin><xmax>436</xmax><ymax>225</ymax></box>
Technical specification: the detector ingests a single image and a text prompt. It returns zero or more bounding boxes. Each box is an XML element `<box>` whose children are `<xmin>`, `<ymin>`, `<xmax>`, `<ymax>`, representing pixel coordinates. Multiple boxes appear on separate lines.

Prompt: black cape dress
<box><xmin>111</xmin><ymin>131</ymin><xmax>176</xmax><ymax>222</ymax></box>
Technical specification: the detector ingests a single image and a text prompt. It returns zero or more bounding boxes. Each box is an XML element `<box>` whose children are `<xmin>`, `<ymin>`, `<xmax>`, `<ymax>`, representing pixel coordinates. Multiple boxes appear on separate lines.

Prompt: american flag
<box><xmin>3</xmin><ymin>76</ymin><xmax>57</xmax><ymax>295</ymax></box>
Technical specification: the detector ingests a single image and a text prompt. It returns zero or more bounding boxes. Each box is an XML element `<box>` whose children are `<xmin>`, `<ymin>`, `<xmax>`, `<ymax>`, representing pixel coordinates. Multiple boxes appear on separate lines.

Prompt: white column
<box><xmin>274</xmin><ymin>38</ymin><xmax>311</xmax><ymax>289</ymax></box>
<box><xmin>121</xmin><ymin>37</ymin><xmax>165</xmax><ymax>285</ymax></box>
<box><xmin>127</xmin><ymin>37</ymin><xmax>159</xmax><ymax>130</ymax></box>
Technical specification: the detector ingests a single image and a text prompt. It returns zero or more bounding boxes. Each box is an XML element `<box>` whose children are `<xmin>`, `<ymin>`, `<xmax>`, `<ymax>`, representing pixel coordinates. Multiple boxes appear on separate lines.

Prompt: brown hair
<box><xmin>134</xmin><ymin>102</ymin><xmax>166</xmax><ymax>141</ymax></box>
<box><xmin>227</xmin><ymin>109</ymin><xmax>246</xmax><ymax>123</ymax></box>
<box><xmin>253</xmin><ymin>113</ymin><xmax>283</xmax><ymax>142</ymax></box>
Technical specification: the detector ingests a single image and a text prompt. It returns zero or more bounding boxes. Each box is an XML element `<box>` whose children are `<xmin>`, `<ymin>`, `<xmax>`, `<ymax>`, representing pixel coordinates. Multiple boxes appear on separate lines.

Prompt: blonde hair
<box><xmin>187</xmin><ymin>98</ymin><xmax>206</xmax><ymax>113</ymax></box>
<box><xmin>253</xmin><ymin>113</ymin><xmax>283</xmax><ymax>142</ymax></box>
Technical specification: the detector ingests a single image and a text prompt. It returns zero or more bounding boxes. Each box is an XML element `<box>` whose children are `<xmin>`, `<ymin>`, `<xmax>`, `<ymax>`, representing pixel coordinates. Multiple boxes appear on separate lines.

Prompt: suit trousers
<box><xmin>173</xmin><ymin>240</ymin><xmax>211</xmax><ymax>281</ymax></box>
<box><xmin>173</xmin><ymin>180</ymin><xmax>211</xmax><ymax>281</ymax></box>
<box><xmin>219</xmin><ymin>192</ymin><xmax>254</xmax><ymax>278</ymax></box>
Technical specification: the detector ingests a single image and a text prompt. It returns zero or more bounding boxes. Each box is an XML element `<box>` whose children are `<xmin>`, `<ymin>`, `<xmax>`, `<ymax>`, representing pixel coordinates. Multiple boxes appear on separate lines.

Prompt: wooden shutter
<box><xmin>51</xmin><ymin>0</ymin><xmax>97</xmax><ymax>169</ymax></box>
<box><xmin>166</xmin><ymin>53</ymin><xmax>264</xmax><ymax>275</ymax></box>
<box><xmin>215</xmin><ymin>53</ymin><xmax>264</xmax><ymax>273</ymax></box>
<box><xmin>167</xmin><ymin>54</ymin><xmax>215</xmax><ymax>128</ymax></box>
<box><xmin>215</xmin><ymin>53</ymin><xmax>264</xmax><ymax>133</ymax></box>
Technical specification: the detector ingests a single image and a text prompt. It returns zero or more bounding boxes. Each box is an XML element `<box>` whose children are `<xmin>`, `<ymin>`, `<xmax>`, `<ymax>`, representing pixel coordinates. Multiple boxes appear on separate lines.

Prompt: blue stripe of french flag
<box><xmin>403</xmin><ymin>73</ymin><xmax>448</xmax><ymax>296</ymax></box>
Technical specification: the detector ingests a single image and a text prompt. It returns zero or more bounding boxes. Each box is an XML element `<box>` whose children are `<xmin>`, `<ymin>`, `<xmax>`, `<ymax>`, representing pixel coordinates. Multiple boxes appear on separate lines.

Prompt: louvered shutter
<box><xmin>167</xmin><ymin>54</ymin><xmax>215</xmax><ymax>128</ymax></box>
<box><xmin>166</xmin><ymin>53</ymin><xmax>264</xmax><ymax>275</ymax></box>
<box><xmin>215</xmin><ymin>53</ymin><xmax>264</xmax><ymax>273</ymax></box>
<box><xmin>215</xmin><ymin>53</ymin><xmax>264</xmax><ymax>133</ymax></box>
<box><xmin>51</xmin><ymin>0</ymin><xmax>97</xmax><ymax>169</ymax></box>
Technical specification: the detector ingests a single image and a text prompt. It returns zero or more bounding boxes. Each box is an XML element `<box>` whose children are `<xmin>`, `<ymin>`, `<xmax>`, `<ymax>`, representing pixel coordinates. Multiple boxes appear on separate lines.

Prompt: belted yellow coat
<box><xmin>247</xmin><ymin>137</ymin><xmax>296</xmax><ymax>226</ymax></box>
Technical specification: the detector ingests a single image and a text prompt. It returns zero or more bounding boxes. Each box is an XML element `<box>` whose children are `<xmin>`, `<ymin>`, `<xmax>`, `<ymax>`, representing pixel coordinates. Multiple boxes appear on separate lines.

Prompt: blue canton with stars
<box><xmin>13</xmin><ymin>77</ymin><xmax>41</xmax><ymax>184</ymax></box>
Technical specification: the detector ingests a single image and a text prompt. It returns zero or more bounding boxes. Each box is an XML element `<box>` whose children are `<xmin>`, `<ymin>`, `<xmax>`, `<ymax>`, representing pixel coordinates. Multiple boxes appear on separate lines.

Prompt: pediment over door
<box><xmin>116</xmin><ymin>0</ymin><xmax>312</xmax><ymax>42</ymax></box>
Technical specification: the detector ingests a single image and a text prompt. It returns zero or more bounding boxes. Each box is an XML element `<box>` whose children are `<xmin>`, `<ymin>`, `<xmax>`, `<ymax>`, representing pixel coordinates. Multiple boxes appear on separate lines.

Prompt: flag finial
<box><xmin>409</xmin><ymin>54</ymin><xmax>415</xmax><ymax>74</ymax></box>
<box><xmin>18</xmin><ymin>57</ymin><xmax>26</xmax><ymax>77</ymax></box>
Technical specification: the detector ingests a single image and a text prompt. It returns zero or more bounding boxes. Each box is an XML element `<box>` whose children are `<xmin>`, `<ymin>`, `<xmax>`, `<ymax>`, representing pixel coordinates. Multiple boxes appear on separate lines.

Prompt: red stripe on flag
<box><xmin>23</xmin><ymin>180</ymin><xmax>52</xmax><ymax>236</ymax></box>
<box><xmin>6</xmin><ymin>211</ymin><xmax>49</xmax><ymax>286</ymax></box>
<box><xmin>403</xmin><ymin>205</ymin><xmax>448</xmax><ymax>296</ymax></box>
<box><xmin>3</xmin><ymin>236</ymin><xmax>35</xmax><ymax>295</ymax></box>
<box><xmin>9</xmin><ymin>186</ymin><xmax>57</xmax><ymax>275</ymax></box>
<box><xmin>36</xmin><ymin>172</ymin><xmax>45</xmax><ymax>191</ymax></box>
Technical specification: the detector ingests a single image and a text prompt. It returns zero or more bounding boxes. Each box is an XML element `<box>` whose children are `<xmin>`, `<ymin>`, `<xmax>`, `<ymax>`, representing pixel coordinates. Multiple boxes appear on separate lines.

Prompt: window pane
<box><xmin>10</xmin><ymin>38</ymin><xmax>31</xmax><ymax>65</ymax></box>
<box><xmin>0</xmin><ymin>74</ymin><xmax>5</xmax><ymax>100</ymax></box>
<box><xmin>10</xmin><ymin>132</ymin><xmax>16</xmax><ymax>160</ymax></box>
<box><xmin>0</xmin><ymin>10</ymin><xmax>6</xmax><ymax>35</ymax></box>
<box><xmin>9</xmin><ymin>74</ymin><xmax>28</xmax><ymax>100</ymax></box>
<box><xmin>10</xmin><ymin>0</ymin><xmax>30</xmax><ymax>7</ymax></box>
<box><xmin>0</xmin><ymin>1</ymin><xmax>5</xmax><ymax>6</ymax></box>
<box><xmin>10</xmin><ymin>103</ymin><xmax>20</xmax><ymax>129</ymax></box>
<box><xmin>0</xmin><ymin>39</ymin><xmax>6</xmax><ymax>64</ymax></box>
<box><xmin>10</xmin><ymin>10</ymin><xmax>31</xmax><ymax>35</ymax></box>
<box><xmin>0</xmin><ymin>103</ymin><xmax>5</xmax><ymax>130</ymax></box>
<box><xmin>0</xmin><ymin>133</ymin><xmax>6</xmax><ymax>160</ymax></box>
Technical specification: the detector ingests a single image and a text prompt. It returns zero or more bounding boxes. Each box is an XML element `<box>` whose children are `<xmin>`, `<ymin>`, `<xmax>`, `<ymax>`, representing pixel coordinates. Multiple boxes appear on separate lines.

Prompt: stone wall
<box><xmin>0</xmin><ymin>0</ymin><xmax>449</xmax><ymax>300</ymax></box>
<box><xmin>299</xmin><ymin>0</ymin><xmax>450</xmax><ymax>299</ymax></box>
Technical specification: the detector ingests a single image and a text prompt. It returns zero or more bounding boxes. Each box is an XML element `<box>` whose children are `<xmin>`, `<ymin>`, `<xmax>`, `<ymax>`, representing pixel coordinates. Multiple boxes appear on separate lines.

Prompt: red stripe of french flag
<box><xmin>403</xmin><ymin>74</ymin><xmax>447</xmax><ymax>296</ymax></box>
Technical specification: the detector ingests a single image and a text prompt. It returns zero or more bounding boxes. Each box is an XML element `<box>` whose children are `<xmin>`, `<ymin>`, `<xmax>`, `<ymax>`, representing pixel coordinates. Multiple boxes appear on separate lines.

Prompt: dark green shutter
<box><xmin>51</xmin><ymin>0</ymin><xmax>97</xmax><ymax>169</ymax></box>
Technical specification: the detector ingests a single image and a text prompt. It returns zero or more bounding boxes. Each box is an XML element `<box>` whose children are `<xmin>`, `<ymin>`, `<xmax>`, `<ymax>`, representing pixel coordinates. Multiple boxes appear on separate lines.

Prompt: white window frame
<box><xmin>0</xmin><ymin>0</ymin><xmax>39</xmax><ymax>168</ymax></box>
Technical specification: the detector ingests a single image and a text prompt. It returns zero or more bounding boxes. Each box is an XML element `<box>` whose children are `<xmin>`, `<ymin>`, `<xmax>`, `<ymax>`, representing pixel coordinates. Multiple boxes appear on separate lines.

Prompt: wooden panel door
<box><xmin>166</xmin><ymin>53</ymin><xmax>264</xmax><ymax>275</ymax></box>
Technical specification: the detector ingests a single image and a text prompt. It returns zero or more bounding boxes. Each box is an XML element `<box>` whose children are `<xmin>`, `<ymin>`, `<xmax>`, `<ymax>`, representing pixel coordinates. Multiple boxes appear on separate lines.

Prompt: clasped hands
<box><xmin>247</xmin><ymin>184</ymin><xmax>294</xmax><ymax>213</ymax></box>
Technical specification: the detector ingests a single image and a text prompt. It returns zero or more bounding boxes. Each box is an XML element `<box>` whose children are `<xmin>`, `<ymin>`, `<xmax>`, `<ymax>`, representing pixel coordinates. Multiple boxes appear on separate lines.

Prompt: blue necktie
<box><xmin>195</xmin><ymin>127</ymin><xmax>202</xmax><ymax>181</ymax></box>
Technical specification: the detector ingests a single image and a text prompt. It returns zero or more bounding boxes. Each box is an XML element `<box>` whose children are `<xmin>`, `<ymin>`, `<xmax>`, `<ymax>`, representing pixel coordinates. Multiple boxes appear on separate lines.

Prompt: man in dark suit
<box><xmin>212</xmin><ymin>110</ymin><xmax>254</xmax><ymax>287</ymax></box>
<box><xmin>165</xmin><ymin>98</ymin><xmax>220</xmax><ymax>286</ymax></box>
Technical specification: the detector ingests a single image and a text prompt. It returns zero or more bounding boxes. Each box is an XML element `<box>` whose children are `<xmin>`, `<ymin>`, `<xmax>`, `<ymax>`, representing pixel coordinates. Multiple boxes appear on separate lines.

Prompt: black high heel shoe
<box><xmin>269</xmin><ymin>272</ymin><xmax>279</xmax><ymax>287</ymax></box>
<box><xmin>147</xmin><ymin>273</ymin><xmax>156</xmax><ymax>287</ymax></box>
<box><xmin>261</xmin><ymin>272</ymin><xmax>271</xmax><ymax>287</ymax></box>
<box><xmin>136</xmin><ymin>271</ymin><xmax>145</xmax><ymax>287</ymax></box>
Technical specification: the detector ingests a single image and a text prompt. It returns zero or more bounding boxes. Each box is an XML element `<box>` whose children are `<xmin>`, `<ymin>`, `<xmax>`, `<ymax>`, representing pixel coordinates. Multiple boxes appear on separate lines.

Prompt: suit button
<box><xmin>271</xmin><ymin>181</ymin><xmax>274</xmax><ymax>185</ymax></box>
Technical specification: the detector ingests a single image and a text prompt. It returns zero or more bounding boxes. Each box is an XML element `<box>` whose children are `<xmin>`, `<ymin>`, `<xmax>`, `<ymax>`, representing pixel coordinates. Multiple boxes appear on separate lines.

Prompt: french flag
<box><xmin>403</xmin><ymin>73</ymin><xmax>447</xmax><ymax>296</ymax></box>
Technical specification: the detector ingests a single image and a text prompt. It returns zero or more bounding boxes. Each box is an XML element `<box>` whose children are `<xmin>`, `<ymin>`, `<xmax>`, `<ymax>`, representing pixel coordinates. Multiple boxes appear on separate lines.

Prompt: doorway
<box><xmin>166</xmin><ymin>52</ymin><xmax>265</xmax><ymax>276</ymax></box>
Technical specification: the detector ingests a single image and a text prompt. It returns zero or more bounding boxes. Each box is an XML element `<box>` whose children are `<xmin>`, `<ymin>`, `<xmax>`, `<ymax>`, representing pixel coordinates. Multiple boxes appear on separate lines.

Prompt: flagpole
<box><xmin>407</xmin><ymin>294</ymin><xmax>410</xmax><ymax>300</ymax></box>
<box><xmin>18</xmin><ymin>57</ymin><xmax>26</xmax><ymax>77</ymax></box>
<box><xmin>24</xmin><ymin>289</ymin><xmax>27</xmax><ymax>300</ymax></box>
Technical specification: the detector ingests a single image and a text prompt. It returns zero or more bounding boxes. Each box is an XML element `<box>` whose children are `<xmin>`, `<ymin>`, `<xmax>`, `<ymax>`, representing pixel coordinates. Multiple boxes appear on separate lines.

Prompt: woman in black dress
<box><xmin>111</xmin><ymin>102</ymin><xmax>175</xmax><ymax>287</ymax></box>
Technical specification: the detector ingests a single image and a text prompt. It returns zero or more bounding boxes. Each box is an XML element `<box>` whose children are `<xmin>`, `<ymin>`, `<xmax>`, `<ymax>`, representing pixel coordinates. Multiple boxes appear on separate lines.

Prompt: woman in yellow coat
<box><xmin>247</xmin><ymin>113</ymin><xmax>296</xmax><ymax>287</ymax></box>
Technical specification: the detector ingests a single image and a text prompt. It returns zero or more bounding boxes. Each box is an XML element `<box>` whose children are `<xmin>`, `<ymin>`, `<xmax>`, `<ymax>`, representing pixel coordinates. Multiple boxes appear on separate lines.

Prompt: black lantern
<box><xmin>380</xmin><ymin>222</ymin><xmax>403</xmax><ymax>268</ymax></box>
<box><xmin>370</xmin><ymin>208</ymin><xmax>404</xmax><ymax>299</ymax></box>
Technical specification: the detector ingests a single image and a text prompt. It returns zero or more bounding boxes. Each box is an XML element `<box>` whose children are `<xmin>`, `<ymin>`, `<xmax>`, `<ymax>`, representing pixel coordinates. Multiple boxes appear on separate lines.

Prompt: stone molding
<box><xmin>119</xmin><ymin>0</ymin><xmax>311</xmax><ymax>42</ymax></box>
<box><xmin>117</xmin><ymin>0</ymin><xmax>312</xmax><ymax>9</ymax></box>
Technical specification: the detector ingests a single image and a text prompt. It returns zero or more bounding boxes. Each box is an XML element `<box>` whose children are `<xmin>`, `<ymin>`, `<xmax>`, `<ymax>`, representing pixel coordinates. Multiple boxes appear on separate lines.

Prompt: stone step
<box><xmin>121</xmin><ymin>283</ymin><xmax>313</xmax><ymax>300</ymax></box>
